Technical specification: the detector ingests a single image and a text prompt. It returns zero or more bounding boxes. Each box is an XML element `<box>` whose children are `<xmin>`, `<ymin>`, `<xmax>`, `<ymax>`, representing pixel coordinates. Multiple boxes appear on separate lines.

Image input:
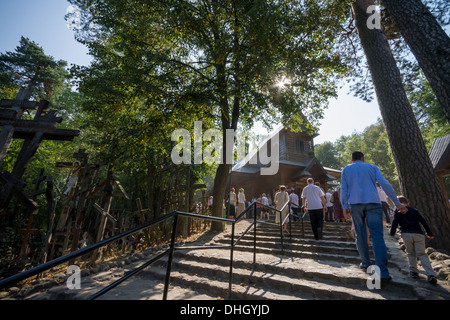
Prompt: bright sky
<box><xmin>0</xmin><ymin>0</ymin><xmax>382</xmax><ymax>145</ymax></box>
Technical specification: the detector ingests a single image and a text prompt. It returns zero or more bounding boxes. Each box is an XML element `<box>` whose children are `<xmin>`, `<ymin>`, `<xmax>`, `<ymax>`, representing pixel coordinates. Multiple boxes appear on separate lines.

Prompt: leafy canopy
<box><xmin>70</xmin><ymin>0</ymin><xmax>351</xmax><ymax>138</ymax></box>
<box><xmin>0</xmin><ymin>36</ymin><xmax>68</xmax><ymax>101</ymax></box>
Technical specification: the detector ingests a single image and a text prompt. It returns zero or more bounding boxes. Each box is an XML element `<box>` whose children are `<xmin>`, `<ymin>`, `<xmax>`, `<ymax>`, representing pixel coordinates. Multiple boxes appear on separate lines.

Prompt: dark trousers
<box><xmin>292</xmin><ymin>207</ymin><xmax>299</xmax><ymax>221</ymax></box>
<box><xmin>227</xmin><ymin>204</ymin><xmax>235</xmax><ymax>218</ymax></box>
<box><xmin>325</xmin><ymin>206</ymin><xmax>334</xmax><ymax>221</ymax></box>
<box><xmin>309</xmin><ymin>209</ymin><xmax>324</xmax><ymax>240</ymax></box>
<box><xmin>381</xmin><ymin>201</ymin><xmax>390</xmax><ymax>224</ymax></box>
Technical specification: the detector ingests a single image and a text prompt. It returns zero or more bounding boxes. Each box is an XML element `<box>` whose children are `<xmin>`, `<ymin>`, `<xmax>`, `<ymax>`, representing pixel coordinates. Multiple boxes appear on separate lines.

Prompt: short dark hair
<box><xmin>352</xmin><ymin>151</ymin><xmax>364</xmax><ymax>161</ymax></box>
<box><xmin>398</xmin><ymin>196</ymin><xmax>409</xmax><ymax>204</ymax></box>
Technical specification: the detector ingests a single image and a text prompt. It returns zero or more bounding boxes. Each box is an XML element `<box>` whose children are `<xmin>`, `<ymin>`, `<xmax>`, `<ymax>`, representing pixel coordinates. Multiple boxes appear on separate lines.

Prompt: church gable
<box><xmin>279</xmin><ymin>129</ymin><xmax>315</xmax><ymax>163</ymax></box>
<box><xmin>234</xmin><ymin>126</ymin><xmax>321</xmax><ymax>173</ymax></box>
<box><xmin>229</xmin><ymin>126</ymin><xmax>340</xmax><ymax>198</ymax></box>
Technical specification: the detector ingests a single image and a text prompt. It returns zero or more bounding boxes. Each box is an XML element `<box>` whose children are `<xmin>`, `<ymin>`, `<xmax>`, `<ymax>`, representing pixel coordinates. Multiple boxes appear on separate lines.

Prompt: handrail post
<box><xmin>302</xmin><ymin>208</ymin><xmax>305</xmax><ymax>238</ymax></box>
<box><xmin>280</xmin><ymin>210</ymin><xmax>284</xmax><ymax>254</ymax></box>
<box><xmin>289</xmin><ymin>202</ymin><xmax>292</xmax><ymax>241</ymax></box>
<box><xmin>228</xmin><ymin>221</ymin><xmax>235</xmax><ymax>299</ymax></box>
<box><xmin>253</xmin><ymin>202</ymin><xmax>256</xmax><ymax>269</ymax></box>
<box><xmin>163</xmin><ymin>214</ymin><xmax>178</xmax><ymax>300</ymax></box>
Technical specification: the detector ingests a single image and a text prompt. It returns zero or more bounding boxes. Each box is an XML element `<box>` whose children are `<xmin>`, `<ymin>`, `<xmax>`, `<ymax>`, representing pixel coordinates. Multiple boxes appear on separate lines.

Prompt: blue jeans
<box><xmin>325</xmin><ymin>206</ymin><xmax>334</xmax><ymax>221</ymax></box>
<box><xmin>350</xmin><ymin>203</ymin><xmax>390</xmax><ymax>279</ymax></box>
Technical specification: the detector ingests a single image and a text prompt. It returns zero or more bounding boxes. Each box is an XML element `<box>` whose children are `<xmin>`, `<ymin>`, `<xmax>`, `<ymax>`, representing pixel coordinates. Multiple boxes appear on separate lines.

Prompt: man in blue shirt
<box><xmin>341</xmin><ymin>151</ymin><xmax>407</xmax><ymax>283</ymax></box>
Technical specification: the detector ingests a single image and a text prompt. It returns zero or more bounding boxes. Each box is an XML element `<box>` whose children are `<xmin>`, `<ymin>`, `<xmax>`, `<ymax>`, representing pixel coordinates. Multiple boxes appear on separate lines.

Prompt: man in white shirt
<box><xmin>301</xmin><ymin>178</ymin><xmax>328</xmax><ymax>240</ymax></box>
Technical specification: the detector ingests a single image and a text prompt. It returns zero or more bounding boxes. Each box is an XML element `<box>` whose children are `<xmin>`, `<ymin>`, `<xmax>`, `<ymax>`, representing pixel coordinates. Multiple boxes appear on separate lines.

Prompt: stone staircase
<box><xmin>7</xmin><ymin>218</ymin><xmax>450</xmax><ymax>300</ymax></box>
<box><xmin>109</xmin><ymin>219</ymin><xmax>450</xmax><ymax>300</ymax></box>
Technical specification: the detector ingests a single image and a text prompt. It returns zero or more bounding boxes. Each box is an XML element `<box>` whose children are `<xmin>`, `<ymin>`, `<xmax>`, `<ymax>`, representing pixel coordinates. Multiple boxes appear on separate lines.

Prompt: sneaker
<box><xmin>427</xmin><ymin>275</ymin><xmax>437</xmax><ymax>284</ymax></box>
<box><xmin>381</xmin><ymin>276</ymin><xmax>393</xmax><ymax>288</ymax></box>
<box><xmin>409</xmin><ymin>271</ymin><xmax>419</xmax><ymax>279</ymax></box>
<box><xmin>359</xmin><ymin>263</ymin><xmax>370</xmax><ymax>271</ymax></box>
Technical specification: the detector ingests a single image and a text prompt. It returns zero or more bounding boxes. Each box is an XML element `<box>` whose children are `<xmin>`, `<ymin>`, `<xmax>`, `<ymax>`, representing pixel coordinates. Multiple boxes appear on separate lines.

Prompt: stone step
<box><xmin>89</xmin><ymin>220</ymin><xmax>450</xmax><ymax>301</ymax></box>
<box><xmin>141</xmin><ymin>266</ymin><xmax>308</xmax><ymax>300</ymax></box>
<box><xmin>240</xmin><ymin>232</ymin><xmax>353</xmax><ymax>243</ymax></box>
<box><xmin>251</xmin><ymin>229</ymin><xmax>355</xmax><ymax>242</ymax></box>
<box><xmin>260</xmin><ymin>220</ymin><xmax>353</xmax><ymax>230</ymax></box>
<box><xmin>221</xmin><ymin>233</ymin><xmax>359</xmax><ymax>249</ymax></box>
<box><xmin>212</xmin><ymin>228</ymin><xmax>374</xmax><ymax>264</ymax></box>
<box><xmin>253</xmin><ymin>226</ymin><xmax>352</xmax><ymax>235</ymax></box>
<box><xmin>172</xmin><ymin>250</ymin><xmax>367</xmax><ymax>286</ymax></box>
<box><xmin>9</xmin><ymin>219</ymin><xmax>450</xmax><ymax>301</ymax></box>
<box><xmin>141</xmin><ymin>250</ymin><xmax>417</xmax><ymax>300</ymax></box>
<box><xmin>234</xmin><ymin>244</ymin><xmax>362</xmax><ymax>264</ymax></box>
<box><xmin>213</xmin><ymin>237</ymin><xmax>361</xmax><ymax>257</ymax></box>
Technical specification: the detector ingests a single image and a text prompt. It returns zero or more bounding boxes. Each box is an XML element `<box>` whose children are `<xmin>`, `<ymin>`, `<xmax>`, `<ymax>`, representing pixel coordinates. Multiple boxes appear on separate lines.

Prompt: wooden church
<box><xmin>229</xmin><ymin>125</ymin><xmax>340</xmax><ymax>202</ymax></box>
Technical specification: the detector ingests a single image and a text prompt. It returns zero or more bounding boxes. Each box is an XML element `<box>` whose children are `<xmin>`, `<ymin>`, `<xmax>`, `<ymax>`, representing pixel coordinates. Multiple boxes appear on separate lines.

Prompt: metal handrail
<box><xmin>253</xmin><ymin>199</ymin><xmax>304</xmax><ymax>253</ymax></box>
<box><xmin>0</xmin><ymin>199</ymin><xmax>306</xmax><ymax>300</ymax></box>
<box><xmin>0</xmin><ymin>201</ymin><xmax>268</xmax><ymax>300</ymax></box>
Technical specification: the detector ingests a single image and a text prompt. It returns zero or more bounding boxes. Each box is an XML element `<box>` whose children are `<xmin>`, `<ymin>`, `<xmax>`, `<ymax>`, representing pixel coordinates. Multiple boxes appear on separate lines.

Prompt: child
<box><xmin>260</xmin><ymin>193</ymin><xmax>270</xmax><ymax>221</ymax></box>
<box><xmin>390</xmin><ymin>196</ymin><xmax>437</xmax><ymax>284</ymax></box>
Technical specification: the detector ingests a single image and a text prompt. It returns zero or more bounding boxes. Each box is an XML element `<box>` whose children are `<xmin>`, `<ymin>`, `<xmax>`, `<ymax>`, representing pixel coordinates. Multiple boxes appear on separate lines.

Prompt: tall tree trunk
<box><xmin>211</xmin><ymin>163</ymin><xmax>231</xmax><ymax>231</ymax></box>
<box><xmin>210</xmin><ymin>61</ymin><xmax>240</xmax><ymax>232</ymax></box>
<box><xmin>352</xmin><ymin>0</ymin><xmax>450</xmax><ymax>250</ymax></box>
<box><xmin>381</xmin><ymin>0</ymin><xmax>450</xmax><ymax>122</ymax></box>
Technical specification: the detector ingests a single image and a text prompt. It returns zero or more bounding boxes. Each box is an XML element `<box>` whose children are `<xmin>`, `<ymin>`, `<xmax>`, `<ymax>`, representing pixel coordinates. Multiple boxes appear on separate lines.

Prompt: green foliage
<box><xmin>0</xmin><ymin>36</ymin><xmax>85</xmax><ymax>189</ymax></box>
<box><xmin>343</xmin><ymin>0</ymin><xmax>449</xmax><ymax>109</ymax></box>
<box><xmin>408</xmin><ymin>73</ymin><xmax>450</xmax><ymax>150</ymax></box>
<box><xmin>0</xmin><ymin>36</ymin><xmax>68</xmax><ymax>102</ymax></box>
<box><xmin>314</xmin><ymin>141</ymin><xmax>343</xmax><ymax>170</ymax></box>
<box><xmin>316</xmin><ymin>119</ymin><xmax>400</xmax><ymax>192</ymax></box>
<box><xmin>65</xmin><ymin>0</ymin><xmax>354</xmax><ymax>217</ymax></box>
<box><xmin>69</xmin><ymin>0</ymin><xmax>350</xmax><ymax>135</ymax></box>
<box><xmin>0</xmin><ymin>38</ymin><xmax>85</xmax><ymax>258</ymax></box>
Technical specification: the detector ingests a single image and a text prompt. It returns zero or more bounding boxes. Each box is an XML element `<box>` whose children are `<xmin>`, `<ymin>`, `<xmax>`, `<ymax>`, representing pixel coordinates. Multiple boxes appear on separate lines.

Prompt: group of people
<box><xmin>226</xmin><ymin>187</ymin><xmax>248</xmax><ymax>219</ymax></box>
<box><xmin>224</xmin><ymin>151</ymin><xmax>438</xmax><ymax>286</ymax></box>
<box><xmin>304</xmin><ymin>151</ymin><xmax>438</xmax><ymax>285</ymax></box>
<box><xmin>226</xmin><ymin>185</ymin><xmax>297</xmax><ymax>236</ymax></box>
<box><xmin>226</xmin><ymin>150</ymin><xmax>438</xmax><ymax>286</ymax></box>
<box><xmin>340</xmin><ymin>151</ymin><xmax>438</xmax><ymax>285</ymax></box>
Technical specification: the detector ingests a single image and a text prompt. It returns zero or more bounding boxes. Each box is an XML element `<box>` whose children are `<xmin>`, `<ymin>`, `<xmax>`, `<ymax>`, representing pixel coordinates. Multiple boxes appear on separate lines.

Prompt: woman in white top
<box><xmin>236</xmin><ymin>188</ymin><xmax>246</xmax><ymax>218</ymax></box>
<box><xmin>275</xmin><ymin>185</ymin><xmax>290</xmax><ymax>235</ymax></box>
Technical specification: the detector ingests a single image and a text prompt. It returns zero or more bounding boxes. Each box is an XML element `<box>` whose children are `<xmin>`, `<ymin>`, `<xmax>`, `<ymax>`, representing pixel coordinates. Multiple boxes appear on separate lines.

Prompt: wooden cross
<box><xmin>93</xmin><ymin>184</ymin><xmax>117</xmax><ymax>243</ymax></box>
<box><xmin>86</xmin><ymin>170</ymin><xmax>129</xmax><ymax>260</ymax></box>
<box><xmin>134</xmin><ymin>198</ymin><xmax>147</xmax><ymax>225</ymax></box>
<box><xmin>65</xmin><ymin>151</ymin><xmax>101</xmax><ymax>263</ymax></box>
<box><xmin>0</xmin><ymin>88</ymin><xmax>35</xmax><ymax>163</ymax></box>
<box><xmin>0</xmin><ymin>92</ymin><xmax>79</xmax><ymax>216</ymax></box>
<box><xmin>51</xmin><ymin>152</ymin><xmax>99</xmax><ymax>261</ymax></box>
<box><xmin>93</xmin><ymin>201</ymin><xmax>117</xmax><ymax>225</ymax></box>
<box><xmin>72</xmin><ymin>149</ymin><xmax>88</xmax><ymax>165</ymax></box>
<box><xmin>18</xmin><ymin>168</ymin><xmax>49</xmax><ymax>259</ymax></box>
<box><xmin>38</xmin><ymin>174</ymin><xmax>56</xmax><ymax>265</ymax></box>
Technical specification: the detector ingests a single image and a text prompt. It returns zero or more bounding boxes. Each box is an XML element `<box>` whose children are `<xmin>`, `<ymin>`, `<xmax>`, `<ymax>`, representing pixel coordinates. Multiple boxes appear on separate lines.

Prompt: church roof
<box><xmin>429</xmin><ymin>133</ymin><xmax>450</xmax><ymax>171</ymax></box>
<box><xmin>232</xmin><ymin>125</ymin><xmax>283</xmax><ymax>172</ymax></box>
